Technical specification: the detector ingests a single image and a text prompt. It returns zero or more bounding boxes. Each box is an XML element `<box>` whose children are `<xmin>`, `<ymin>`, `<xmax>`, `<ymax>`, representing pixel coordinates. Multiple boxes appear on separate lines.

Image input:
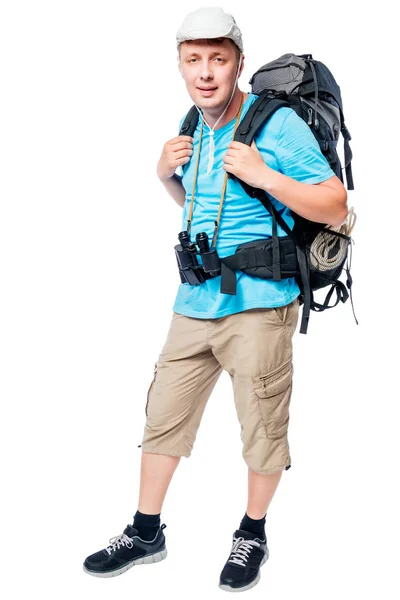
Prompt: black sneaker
<box><xmin>83</xmin><ymin>522</ymin><xmax>167</xmax><ymax>578</ymax></box>
<box><xmin>218</xmin><ymin>528</ymin><xmax>269</xmax><ymax>592</ymax></box>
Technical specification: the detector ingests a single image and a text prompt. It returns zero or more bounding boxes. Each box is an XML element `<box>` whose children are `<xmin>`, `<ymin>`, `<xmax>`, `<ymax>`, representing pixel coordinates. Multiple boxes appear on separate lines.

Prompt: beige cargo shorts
<box><xmin>140</xmin><ymin>298</ymin><xmax>300</xmax><ymax>475</ymax></box>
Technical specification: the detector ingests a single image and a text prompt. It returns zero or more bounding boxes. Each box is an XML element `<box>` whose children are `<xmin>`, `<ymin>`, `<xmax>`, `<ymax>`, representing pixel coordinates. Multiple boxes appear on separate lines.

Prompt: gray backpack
<box><xmin>249</xmin><ymin>52</ymin><xmax>353</xmax><ymax>189</ymax></box>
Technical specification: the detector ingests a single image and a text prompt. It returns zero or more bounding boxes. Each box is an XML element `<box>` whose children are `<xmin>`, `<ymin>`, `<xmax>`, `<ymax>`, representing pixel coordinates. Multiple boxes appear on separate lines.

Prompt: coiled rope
<box><xmin>309</xmin><ymin>206</ymin><xmax>357</xmax><ymax>272</ymax></box>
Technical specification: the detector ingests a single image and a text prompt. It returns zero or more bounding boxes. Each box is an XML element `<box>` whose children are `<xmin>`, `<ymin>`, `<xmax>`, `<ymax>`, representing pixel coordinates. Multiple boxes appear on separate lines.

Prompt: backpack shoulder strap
<box><xmin>233</xmin><ymin>92</ymin><xmax>290</xmax><ymax>146</ymax></box>
<box><xmin>178</xmin><ymin>105</ymin><xmax>200</xmax><ymax>138</ymax></box>
<box><xmin>229</xmin><ymin>93</ymin><xmax>293</xmax><ymax>235</ymax></box>
<box><xmin>228</xmin><ymin>93</ymin><xmax>289</xmax><ymax>193</ymax></box>
<box><xmin>178</xmin><ymin>106</ymin><xmax>200</xmax><ymax>176</ymax></box>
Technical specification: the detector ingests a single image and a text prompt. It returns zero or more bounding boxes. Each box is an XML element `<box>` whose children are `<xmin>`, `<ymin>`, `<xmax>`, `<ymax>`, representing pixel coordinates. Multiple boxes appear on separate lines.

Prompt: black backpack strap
<box><xmin>229</xmin><ymin>184</ymin><xmax>315</xmax><ymax>334</ymax></box>
<box><xmin>295</xmin><ymin>246</ymin><xmax>312</xmax><ymax>334</ymax></box>
<box><xmin>338</xmin><ymin>107</ymin><xmax>354</xmax><ymax>191</ymax></box>
<box><xmin>311</xmin><ymin>280</ymin><xmax>349</xmax><ymax>311</ymax></box>
<box><xmin>179</xmin><ymin>105</ymin><xmax>200</xmax><ymax>138</ymax></box>
<box><xmin>341</xmin><ymin>123</ymin><xmax>354</xmax><ymax>190</ymax></box>
<box><xmin>344</xmin><ymin>239</ymin><xmax>359</xmax><ymax>326</ymax></box>
<box><xmin>177</xmin><ymin>106</ymin><xmax>201</xmax><ymax>177</ymax></box>
<box><xmin>228</xmin><ymin>93</ymin><xmax>296</xmax><ymax>241</ymax></box>
<box><xmin>218</xmin><ymin>186</ymin><xmax>304</xmax><ymax>297</ymax></box>
<box><xmin>220</xmin><ymin>93</ymin><xmax>295</xmax><ymax>299</ymax></box>
<box><xmin>233</xmin><ymin>92</ymin><xmax>290</xmax><ymax>146</ymax></box>
<box><xmin>220</xmin><ymin>260</ymin><xmax>238</xmax><ymax>295</ymax></box>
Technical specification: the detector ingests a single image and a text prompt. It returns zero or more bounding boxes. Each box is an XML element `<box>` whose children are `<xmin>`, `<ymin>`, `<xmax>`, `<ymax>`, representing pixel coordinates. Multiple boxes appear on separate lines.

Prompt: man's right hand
<box><xmin>157</xmin><ymin>135</ymin><xmax>194</xmax><ymax>182</ymax></box>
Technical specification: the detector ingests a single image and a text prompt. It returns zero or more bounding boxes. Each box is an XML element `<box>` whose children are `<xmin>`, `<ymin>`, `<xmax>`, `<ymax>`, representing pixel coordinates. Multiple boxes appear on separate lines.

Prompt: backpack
<box><xmin>178</xmin><ymin>53</ymin><xmax>357</xmax><ymax>334</ymax></box>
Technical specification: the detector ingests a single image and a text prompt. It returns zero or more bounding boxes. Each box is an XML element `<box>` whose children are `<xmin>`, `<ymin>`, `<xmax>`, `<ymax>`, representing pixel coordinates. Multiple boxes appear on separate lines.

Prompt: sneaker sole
<box><xmin>218</xmin><ymin>549</ymin><xmax>269</xmax><ymax>593</ymax></box>
<box><xmin>82</xmin><ymin>547</ymin><xmax>168</xmax><ymax>578</ymax></box>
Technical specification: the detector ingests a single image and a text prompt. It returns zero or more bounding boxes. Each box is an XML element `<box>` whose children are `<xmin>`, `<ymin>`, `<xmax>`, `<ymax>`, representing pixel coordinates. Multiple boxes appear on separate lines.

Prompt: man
<box><xmin>83</xmin><ymin>7</ymin><xmax>347</xmax><ymax>592</ymax></box>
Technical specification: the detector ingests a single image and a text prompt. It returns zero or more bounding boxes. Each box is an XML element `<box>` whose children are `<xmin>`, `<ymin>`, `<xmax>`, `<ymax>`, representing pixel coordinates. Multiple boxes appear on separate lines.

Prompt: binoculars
<box><xmin>174</xmin><ymin>230</ymin><xmax>221</xmax><ymax>285</ymax></box>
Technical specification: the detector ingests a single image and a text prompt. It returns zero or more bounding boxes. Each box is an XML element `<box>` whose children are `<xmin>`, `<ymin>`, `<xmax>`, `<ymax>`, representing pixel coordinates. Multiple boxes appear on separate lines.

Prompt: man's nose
<box><xmin>199</xmin><ymin>61</ymin><xmax>214</xmax><ymax>80</ymax></box>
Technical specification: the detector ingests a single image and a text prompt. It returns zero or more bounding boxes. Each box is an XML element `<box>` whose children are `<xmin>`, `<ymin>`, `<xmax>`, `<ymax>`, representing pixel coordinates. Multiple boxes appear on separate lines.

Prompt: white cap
<box><xmin>176</xmin><ymin>7</ymin><xmax>244</xmax><ymax>53</ymax></box>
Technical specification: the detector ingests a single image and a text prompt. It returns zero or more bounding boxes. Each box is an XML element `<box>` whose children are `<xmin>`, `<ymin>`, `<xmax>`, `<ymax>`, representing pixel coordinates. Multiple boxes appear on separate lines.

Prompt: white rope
<box><xmin>309</xmin><ymin>207</ymin><xmax>357</xmax><ymax>272</ymax></box>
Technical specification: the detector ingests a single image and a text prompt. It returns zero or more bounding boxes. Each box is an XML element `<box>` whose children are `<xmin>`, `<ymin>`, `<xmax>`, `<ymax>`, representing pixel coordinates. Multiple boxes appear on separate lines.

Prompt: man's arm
<box><xmin>156</xmin><ymin>128</ymin><xmax>192</xmax><ymax>208</ymax></box>
<box><xmin>159</xmin><ymin>173</ymin><xmax>186</xmax><ymax>208</ymax></box>
<box><xmin>260</xmin><ymin>172</ymin><xmax>348</xmax><ymax>227</ymax></box>
<box><xmin>258</xmin><ymin>108</ymin><xmax>348</xmax><ymax>227</ymax></box>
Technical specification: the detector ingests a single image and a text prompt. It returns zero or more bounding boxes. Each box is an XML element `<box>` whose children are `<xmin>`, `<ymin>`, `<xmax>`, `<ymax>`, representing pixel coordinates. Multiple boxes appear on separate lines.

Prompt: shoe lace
<box><xmin>228</xmin><ymin>536</ymin><xmax>261</xmax><ymax>567</ymax></box>
<box><xmin>105</xmin><ymin>533</ymin><xmax>134</xmax><ymax>555</ymax></box>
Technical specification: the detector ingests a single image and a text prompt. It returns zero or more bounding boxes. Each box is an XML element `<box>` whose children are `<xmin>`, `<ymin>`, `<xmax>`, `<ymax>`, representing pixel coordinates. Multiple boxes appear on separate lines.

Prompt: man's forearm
<box><xmin>260</xmin><ymin>168</ymin><xmax>348</xmax><ymax>227</ymax></box>
<box><xmin>159</xmin><ymin>173</ymin><xmax>186</xmax><ymax>208</ymax></box>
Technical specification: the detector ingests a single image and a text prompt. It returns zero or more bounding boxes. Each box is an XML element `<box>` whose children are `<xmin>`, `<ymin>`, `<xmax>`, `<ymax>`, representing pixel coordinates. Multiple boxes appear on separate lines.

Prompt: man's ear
<box><xmin>239</xmin><ymin>54</ymin><xmax>245</xmax><ymax>78</ymax></box>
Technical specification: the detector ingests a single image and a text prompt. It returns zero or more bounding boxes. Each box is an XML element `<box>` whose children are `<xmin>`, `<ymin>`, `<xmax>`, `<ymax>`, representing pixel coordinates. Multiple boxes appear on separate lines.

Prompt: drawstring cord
<box><xmin>194</xmin><ymin>53</ymin><xmax>243</xmax><ymax>175</ymax></box>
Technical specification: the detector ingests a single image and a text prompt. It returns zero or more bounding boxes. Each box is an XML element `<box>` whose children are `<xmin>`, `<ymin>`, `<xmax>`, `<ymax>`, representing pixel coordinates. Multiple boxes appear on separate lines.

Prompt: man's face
<box><xmin>178</xmin><ymin>38</ymin><xmax>243</xmax><ymax>109</ymax></box>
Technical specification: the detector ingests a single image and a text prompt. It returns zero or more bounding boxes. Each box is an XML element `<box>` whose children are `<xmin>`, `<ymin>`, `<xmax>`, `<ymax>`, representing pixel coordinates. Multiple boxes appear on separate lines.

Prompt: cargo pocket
<box><xmin>253</xmin><ymin>359</ymin><xmax>293</xmax><ymax>440</ymax></box>
<box><xmin>145</xmin><ymin>362</ymin><xmax>158</xmax><ymax>417</ymax></box>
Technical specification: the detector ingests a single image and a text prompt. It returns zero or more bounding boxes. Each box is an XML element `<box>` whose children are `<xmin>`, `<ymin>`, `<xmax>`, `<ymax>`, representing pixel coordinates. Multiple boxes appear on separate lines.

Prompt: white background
<box><xmin>1</xmin><ymin>1</ymin><xmax>399</xmax><ymax>598</ymax></box>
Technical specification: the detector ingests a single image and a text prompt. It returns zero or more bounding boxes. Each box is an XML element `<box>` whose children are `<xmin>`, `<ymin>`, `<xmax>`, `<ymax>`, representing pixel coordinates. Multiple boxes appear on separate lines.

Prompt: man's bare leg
<box><xmin>137</xmin><ymin>452</ymin><xmax>181</xmax><ymax>513</ymax></box>
<box><xmin>246</xmin><ymin>469</ymin><xmax>282</xmax><ymax>518</ymax></box>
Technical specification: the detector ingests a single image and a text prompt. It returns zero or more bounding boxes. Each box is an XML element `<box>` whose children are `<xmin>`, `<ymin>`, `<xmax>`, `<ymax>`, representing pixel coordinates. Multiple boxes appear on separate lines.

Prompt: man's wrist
<box><xmin>259</xmin><ymin>166</ymin><xmax>282</xmax><ymax>194</ymax></box>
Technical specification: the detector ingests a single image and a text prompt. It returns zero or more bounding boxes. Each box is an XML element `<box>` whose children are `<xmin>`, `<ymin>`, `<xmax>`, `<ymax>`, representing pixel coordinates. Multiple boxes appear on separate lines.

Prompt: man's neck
<box><xmin>201</xmin><ymin>89</ymin><xmax>248</xmax><ymax>130</ymax></box>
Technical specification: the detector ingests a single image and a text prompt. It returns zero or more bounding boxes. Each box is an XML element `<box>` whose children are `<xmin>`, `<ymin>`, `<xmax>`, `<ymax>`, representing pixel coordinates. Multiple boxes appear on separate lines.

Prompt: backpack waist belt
<box><xmin>177</xmin><ymin>236</ymin><xmax>299</xmax><ymax>292</ymax></box>
<box><xmin>219</xmin><ymin>236</ymin><xmax>299</xmax><ymax>295</ymax></box>
<box><xmin>218</xmin><ymin>235</ymin><xmax>349</xmax><ymax>334</ymax></box>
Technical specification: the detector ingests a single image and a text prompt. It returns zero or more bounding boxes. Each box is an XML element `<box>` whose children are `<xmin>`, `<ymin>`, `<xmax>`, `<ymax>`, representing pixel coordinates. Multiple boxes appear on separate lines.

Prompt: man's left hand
<box><xmin>222</xmin><ymin>140</ymin><xmax>273</xmax><ymax>189</ymax></box>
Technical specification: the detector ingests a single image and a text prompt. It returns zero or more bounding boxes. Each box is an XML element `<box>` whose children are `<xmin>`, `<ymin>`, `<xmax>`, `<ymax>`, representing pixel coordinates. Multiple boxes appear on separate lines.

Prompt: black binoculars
<box><xmin>174</xmin><ymin>230</ymin><xmax>221</xmax><ymax>285</ymax></box>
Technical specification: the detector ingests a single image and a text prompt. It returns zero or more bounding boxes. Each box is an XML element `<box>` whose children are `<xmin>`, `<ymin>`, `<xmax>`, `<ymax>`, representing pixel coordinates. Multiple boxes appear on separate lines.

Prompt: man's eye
<box><xmin>188</xmin><ymin>57</ymin><xmax>225</xmax><ymax>63</ymax></box>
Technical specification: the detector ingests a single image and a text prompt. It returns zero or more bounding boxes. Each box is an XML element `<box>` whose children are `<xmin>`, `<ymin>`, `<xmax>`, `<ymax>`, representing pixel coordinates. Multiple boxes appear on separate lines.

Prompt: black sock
<box><xmin>239</xmin><ymin>512</ymin><xmax>266</xmax><ymax>538</ymax></box>
<box><xmin>133</xmin><ymin>510</ymin><xmax>161</xmax><ymax>541</ymax></box>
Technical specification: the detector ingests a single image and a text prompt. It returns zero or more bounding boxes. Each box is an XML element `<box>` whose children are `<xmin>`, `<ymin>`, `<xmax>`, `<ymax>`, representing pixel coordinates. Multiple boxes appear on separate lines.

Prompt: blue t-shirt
<box><xmin>172</xmin><ymin>92</ymin><xmax>335</xmax><ymax>319</ymax></box>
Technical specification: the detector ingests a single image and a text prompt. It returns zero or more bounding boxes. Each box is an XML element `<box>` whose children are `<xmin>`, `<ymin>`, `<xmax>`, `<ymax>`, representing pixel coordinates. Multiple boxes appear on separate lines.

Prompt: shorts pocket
<box><xmin>145</xmin><ymin>362</ymin><xmax>158</xmax><ymax>417</ymax></box>
<box><xmin>253</xmin><ymin>359</ymin><xmax>293</xmax><ymax>440</ymax></box>
<box><xmin>271</xmin><ymin>304</ymin><xmax>290</xmax><ymax>325</ymax></box>
<box><xmin>271</xmin><ymin>298</ymin><xmax>299</xmax><ymax>326</ymax></box>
